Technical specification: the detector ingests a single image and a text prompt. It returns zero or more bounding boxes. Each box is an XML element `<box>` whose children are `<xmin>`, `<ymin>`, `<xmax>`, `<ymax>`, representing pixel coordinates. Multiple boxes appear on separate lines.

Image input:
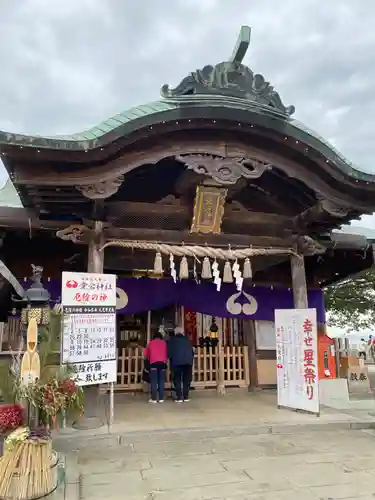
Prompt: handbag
<box><xmin>142</xmin><ymin>358</ymin><xmax>150</xmax><ymax>383</ymax></box>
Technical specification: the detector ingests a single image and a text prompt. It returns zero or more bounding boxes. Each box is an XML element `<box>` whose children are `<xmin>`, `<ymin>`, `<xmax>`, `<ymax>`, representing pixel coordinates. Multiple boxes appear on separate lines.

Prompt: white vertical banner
<box><xmin>275</xmin><ymin>308</ymin><xmax>319</xmax><ymax>414</ymax></box>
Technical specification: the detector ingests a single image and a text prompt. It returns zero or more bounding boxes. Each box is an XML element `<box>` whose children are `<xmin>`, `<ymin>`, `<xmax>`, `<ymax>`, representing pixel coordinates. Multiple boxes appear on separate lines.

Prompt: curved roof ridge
<box><xmin>289</xmin><ymin>118</ymin><xmax>372</xmax><ymax>180</ymax></box>
<box><xmin>0</xmin><ymin>94</ymin><xmax>373</xmax><ymax>183</ymax></box>
<box><xmin>0</xmin><ymin>100</ymin><xmax>179</xmax><ymax>149</ymax></box>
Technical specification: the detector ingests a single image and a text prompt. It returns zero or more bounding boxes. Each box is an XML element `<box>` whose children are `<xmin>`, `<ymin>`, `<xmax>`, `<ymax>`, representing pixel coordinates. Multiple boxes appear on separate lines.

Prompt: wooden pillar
<box><xmin>243</xmin><ymin>319</ymin><xmax>258</xmax><ymax>390</ymax></box>
<box><xmin>87</xmin><ymin>221</ymin><xmax>104</xmax><ymax>274</ymax></box>
<box><xmin>146</xmin><ymin>310</ymin><xmax>151</xmax><ymax>342</ymax></box>
<box><xmin>181</xmin><ymin>306</ymin><xmax>185</xmax><ymax>330</ymax></box>
<box><xmin>73</xmin><ymin>221</ymin><xmax>105</xmax><ymax>430</ymax></box>
<box><xmin>290</xmin><ymin>254</ymin><xmax>308</xmax><ymax>309</ymax></box>
<box><xmin>217</xmin><ymin>324</ymin><xmax>226</xmax><ymax>396</ymax></box>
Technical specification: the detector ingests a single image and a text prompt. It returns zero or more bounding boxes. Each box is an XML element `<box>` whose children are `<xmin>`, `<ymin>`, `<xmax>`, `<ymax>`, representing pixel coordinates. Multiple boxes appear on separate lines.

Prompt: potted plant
<box><xmin>0</xmin><ymin>309</ymin><xmax>83</xmax><ymax>499</ymax></box>
<box><xmin>32</xmin><ymin>371</ymin><xmax>84</xmax><ymax>429</ymax></box>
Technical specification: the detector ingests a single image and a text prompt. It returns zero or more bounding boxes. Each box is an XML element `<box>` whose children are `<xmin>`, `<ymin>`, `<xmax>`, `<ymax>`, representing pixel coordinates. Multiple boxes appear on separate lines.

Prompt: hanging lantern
<box><xmin>243</xmin><ymin>258</ymin><xmax>252</xmax><ymax>279</ymax></box>
<box><xmin>201</xmin><ymin>257</ymin><xmax>212</xmax><ymax>279</ymax></box>
<box><xmin>153</xmin><ymin>251</ymin><xmax>163</xmax><ymax>274</ymax></box>
<box><xmin>21</xmin><ymin>305</ymin><xmax>50</xmax><ymax>326</ymax></box>
<box><xmin>223</xmin><ymin>261</ymin><xmax>233</xmax><ymax>283</ymax></box>
<box><xmin>179</xmin><ymin>256</ymin><xmax>189</xmax><ymax>280</ymax></box>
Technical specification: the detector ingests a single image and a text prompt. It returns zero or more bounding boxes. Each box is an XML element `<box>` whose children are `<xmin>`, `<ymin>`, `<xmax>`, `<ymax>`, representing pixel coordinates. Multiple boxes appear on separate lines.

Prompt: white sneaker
<box><xmin>184</xmin><ymin>399</ymin><xmax>190</xmax><ymax>402</ymax></box>
<box><xmin>159</xmin><ymin>400</ymin><xmax>164</xmax><ymax>403</ymax></box>
<box><xmin>149</xmin><ymin>399</ymin><xmax>157</xmax><ymax>404</ymax></box>
<box><xmin>175</xmin><ymin>400</ymin><xmax>183</xmax><ymax>403</ymax></box>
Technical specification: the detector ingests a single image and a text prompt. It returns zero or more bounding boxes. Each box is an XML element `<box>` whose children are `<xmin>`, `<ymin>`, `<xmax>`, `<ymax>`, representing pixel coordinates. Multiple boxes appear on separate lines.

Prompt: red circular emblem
<box><xmin>66</xmin><ymin>280</ymin><xmax>78</xmax><ymax>288</ymax></box>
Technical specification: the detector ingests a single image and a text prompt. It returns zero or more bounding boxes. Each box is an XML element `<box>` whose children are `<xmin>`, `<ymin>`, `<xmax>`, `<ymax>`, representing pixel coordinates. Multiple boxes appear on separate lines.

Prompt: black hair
<box><xmin>153</xmin><ymin>332</ymin><xmax>164</xmax><ymax>340</ymax></box>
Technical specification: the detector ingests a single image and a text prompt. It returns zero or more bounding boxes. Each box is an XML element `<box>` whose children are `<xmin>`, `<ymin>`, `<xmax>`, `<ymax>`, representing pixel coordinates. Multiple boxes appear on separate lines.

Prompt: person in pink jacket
<box><xmin>144</xmin><ymin>331</ymin><xmax>168</xmax><ymax>403</ymax></box>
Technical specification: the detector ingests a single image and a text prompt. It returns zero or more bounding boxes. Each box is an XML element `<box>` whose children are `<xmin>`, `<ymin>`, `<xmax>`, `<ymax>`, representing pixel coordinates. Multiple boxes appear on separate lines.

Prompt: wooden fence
<box><xmin>0</xmin><ymin>317</ymin><xmax>22</xmax><ymax>352</ymax></box>
<box><xmin>114</xmin><ymin>345</ymin><xmax>249</xmax><ymax>391</ymax></box>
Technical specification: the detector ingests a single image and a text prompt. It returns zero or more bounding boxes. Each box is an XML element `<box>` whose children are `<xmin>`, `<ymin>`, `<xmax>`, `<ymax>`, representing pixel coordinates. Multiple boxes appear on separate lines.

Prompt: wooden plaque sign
<box><xmin>191</xmin><ymin>185</ymin><xmax>227</xmax><ymax>234</ymax></box>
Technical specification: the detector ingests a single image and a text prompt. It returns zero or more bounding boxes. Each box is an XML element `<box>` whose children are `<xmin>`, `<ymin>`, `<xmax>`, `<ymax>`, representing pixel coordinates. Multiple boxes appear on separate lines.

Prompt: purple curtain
<box><xmin>43</xmin><ymin>278</ymin><xmax>326</xmax><ymax>323</ymax></box>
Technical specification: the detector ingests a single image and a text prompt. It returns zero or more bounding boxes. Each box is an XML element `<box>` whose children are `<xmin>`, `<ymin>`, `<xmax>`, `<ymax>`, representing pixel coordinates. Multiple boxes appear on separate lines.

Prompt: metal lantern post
<box><xmin>19</xmin><ymin>265</ymin><xmax>51</xmax><ymax>331</ymax></box>
<box><xmin>15</xmin><ymin>265</ymin><xmax>51</xmax><ymax>428</ymax></box>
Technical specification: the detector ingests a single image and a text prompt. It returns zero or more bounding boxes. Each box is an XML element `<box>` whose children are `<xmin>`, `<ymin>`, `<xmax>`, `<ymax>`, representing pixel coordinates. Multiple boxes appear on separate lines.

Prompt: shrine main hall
<box><xmin>0</xmin><ymin>26</ymin><xmax>373</xmax><ymax>393</ymax></box>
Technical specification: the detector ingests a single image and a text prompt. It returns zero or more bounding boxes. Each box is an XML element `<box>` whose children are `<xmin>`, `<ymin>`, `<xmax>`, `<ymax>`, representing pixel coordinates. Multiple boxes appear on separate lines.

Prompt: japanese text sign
<box><xmin>70</xmin><ymin>360</ymin><xmax>117</xmax><ymax>386</ymax></box>
<box><xmin>275</xmin><ymin>308</ymin><xmax>319</xmax><ymax>414</ymax></box>
<box><xmin>61</xmin><ymin>272</ymin><xmax>117</xmax><ymax>386</ymax></box>
<box><xmin>61</xmin><ymin>272</ymin><xmax>116</xmax><ymax>307</ymax></box>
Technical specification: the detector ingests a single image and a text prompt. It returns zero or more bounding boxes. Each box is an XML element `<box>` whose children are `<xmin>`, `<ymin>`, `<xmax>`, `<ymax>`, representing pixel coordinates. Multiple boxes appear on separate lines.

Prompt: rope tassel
<box><xmin>179</xmin><ymin>256</ymin><xmax>189</xmax><ymax>280</ymax></box>
<box><xmin>243</xmin><ymin>258</ymin><xmax>252</xmax><ymax>279</ymax></box>
<box><xmin>223</xmin><ymin>261</ymin><xmax>233</xmax><ymax>283</ymax></box>
<box><xmin>201</xmin><ymin>257</ymin><xmax>212</xmax><ymax>279</ymax></box>
<box><xmin>154</xmin><ymin>251</ymin><xmax>163</xmax><ymax>274</ymax></box>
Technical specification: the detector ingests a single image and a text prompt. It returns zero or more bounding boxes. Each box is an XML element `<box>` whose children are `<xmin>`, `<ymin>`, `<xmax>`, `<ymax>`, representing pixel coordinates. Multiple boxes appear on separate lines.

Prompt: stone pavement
<box><xmin>63</xmin><ymin>390</ymin><xmax>375</xmax><ymax>437</ymax></box>
<box><xmin>51</xmin><ymin>390</ymin><xmax>375</xmax><ymax>500</ymax></box>
<box><xmin>62</xmin><ymin>426</ymin><xmax>375</xmax><ymax>500</ymax></box>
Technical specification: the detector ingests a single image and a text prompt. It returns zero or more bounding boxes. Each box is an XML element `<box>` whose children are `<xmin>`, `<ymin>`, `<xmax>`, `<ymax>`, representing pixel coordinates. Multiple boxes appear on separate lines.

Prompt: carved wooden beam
<box><xmin>56</xmin><ymin>224</ymin><xmax>93</xmax><ymax>244</ymax></box>
<box><xmin>293</xmin><ymin>199</ymin><xmax>351</xmax><ymax>229</ymax></box>
<box><xmin>106</xmin><ymin>200</ymin><xmax>293</xmax><ymax>227</ymax></box>
<box><xmin>103</xmin><ymin>227</ymin><xmax>295</xmax><ymax>248</ymax></box>
<box><xmin>76</xmin><ymin>175</ymin><xmax>124</xmax><ymax>199</ymax></box>
<box><xmin>106</xmin><ymin>200</ymin><xmax>189</xmax><ymax>216</ymax></box>
<box><xmin>223</xmin><ymin>202</ymin><xmax>293</xmax><ymax>226</ymax></box>
<box><xmin>11</xmin><ymin>137</ymin><xmax>372</xmax><ymax>211</ymax></box>
<box><xmin>296</xmin><ymin>235</ymin><xmax>327</xmax><ymax>256</ymax></box>
<box><xmin>176</xmin><ymin>153</ymin><xmax>271</xmax><ymax>185</ymax></box>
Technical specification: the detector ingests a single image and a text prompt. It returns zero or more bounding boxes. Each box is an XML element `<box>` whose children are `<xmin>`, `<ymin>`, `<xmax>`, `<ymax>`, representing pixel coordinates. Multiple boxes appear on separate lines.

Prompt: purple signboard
<box><xmin>42</xmin><ymin>278</ymin><xmax>326</xmax><ymax>323</ymax></box>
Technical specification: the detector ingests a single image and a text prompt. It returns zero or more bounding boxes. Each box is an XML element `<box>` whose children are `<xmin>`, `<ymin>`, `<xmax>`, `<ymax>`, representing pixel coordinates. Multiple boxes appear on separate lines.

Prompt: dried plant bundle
<box><xmin>0</xmin><ymin>438</ymin><xmax>57</xmax><ymax>500</ymax></box>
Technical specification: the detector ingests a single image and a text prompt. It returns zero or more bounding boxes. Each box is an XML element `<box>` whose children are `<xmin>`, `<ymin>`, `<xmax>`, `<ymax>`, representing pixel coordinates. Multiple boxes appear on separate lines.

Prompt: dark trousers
<box><xmin>150</xmin><ymin>362</ymin><xmax>166</xmax><ymax>401</ymax></box>
<box><xmin>173</xmin><ymin>364</ymin><xmax>192</xmax><ymax>401</ymax></box>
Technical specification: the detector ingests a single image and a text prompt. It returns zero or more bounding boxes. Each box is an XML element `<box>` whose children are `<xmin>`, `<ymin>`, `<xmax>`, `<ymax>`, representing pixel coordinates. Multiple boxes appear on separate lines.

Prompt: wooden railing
<box><xmin>0</xmin><ymin>317</ymin><xmax>21</xmax><ymax>353</ymax></box>
<box><xmin>114</xmin><ymin>345</ymin><xmax>249</xmax><ymax>391</ymax></box>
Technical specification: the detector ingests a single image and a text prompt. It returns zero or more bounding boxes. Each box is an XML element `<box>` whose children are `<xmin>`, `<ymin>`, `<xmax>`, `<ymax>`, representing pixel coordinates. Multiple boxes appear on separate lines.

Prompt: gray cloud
<box><xmin>0</xmin><ymin>0</ymin><xmax>374</xmax><ymax>224</ymax></box>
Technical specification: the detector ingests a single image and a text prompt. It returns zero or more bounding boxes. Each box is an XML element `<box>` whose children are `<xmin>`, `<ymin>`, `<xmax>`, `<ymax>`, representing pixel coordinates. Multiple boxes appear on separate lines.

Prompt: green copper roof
<box><xmin>0</xmin><ymin>94</ymin><xmax>373</xmax><ymax>183</ymax></box>
<box><xmin>0</xmin><ymin>25</ymin><xmax>373</xmax><ymax>184</ymax></box>
<box><xmin>0</xmin><ymin>100</ymin><xmax>180</xmax><ymax>151</ymax></box>
<box><xmin>59</xmin><ymin>100</ymin><xmax>179</xmax><ymax>141</ymax></box>
<box><xmin>0</xmin><ymin>179</ymin><xmax>23</xmax><ymax>208</ymax></box>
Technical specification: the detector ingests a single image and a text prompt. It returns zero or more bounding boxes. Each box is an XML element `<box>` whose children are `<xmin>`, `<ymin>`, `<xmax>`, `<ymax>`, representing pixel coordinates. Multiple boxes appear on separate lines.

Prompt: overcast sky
<box><xmin>0</xmin><ymin>1</ymin><xmax>374</xmax><ymax>225</ymax></box>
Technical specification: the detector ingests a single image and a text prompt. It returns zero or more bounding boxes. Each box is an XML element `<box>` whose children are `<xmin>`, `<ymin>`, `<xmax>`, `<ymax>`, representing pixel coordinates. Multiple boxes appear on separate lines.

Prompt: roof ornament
<box><xmin>176</xmin><ymin>153</ymin><xmax>271</xmax><ymax>185</ymax></box>
<box><xmin>161</xmin><ymin>26</ymin><xmax>295</xmax><ymax>116</ymax></box>
<box><xmin>75</xmin><ymin>175</ymin><xmax>124</xmax><ymax>199</ymax></box>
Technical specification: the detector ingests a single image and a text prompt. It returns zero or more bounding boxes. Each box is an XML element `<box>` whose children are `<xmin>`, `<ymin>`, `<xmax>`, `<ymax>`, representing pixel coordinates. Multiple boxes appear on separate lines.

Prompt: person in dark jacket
<box><xmin>168</xmin><ymin>326</ymin><xmax>194</xmax><ymax>403</ymax></box>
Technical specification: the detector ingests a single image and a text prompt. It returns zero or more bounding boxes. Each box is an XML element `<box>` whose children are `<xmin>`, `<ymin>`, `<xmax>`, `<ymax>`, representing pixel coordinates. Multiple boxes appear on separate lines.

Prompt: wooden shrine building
<box><xmin>0</xmin><ymin>26</ymin><xmax>374</xmax><ymax>391</ymax></box>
